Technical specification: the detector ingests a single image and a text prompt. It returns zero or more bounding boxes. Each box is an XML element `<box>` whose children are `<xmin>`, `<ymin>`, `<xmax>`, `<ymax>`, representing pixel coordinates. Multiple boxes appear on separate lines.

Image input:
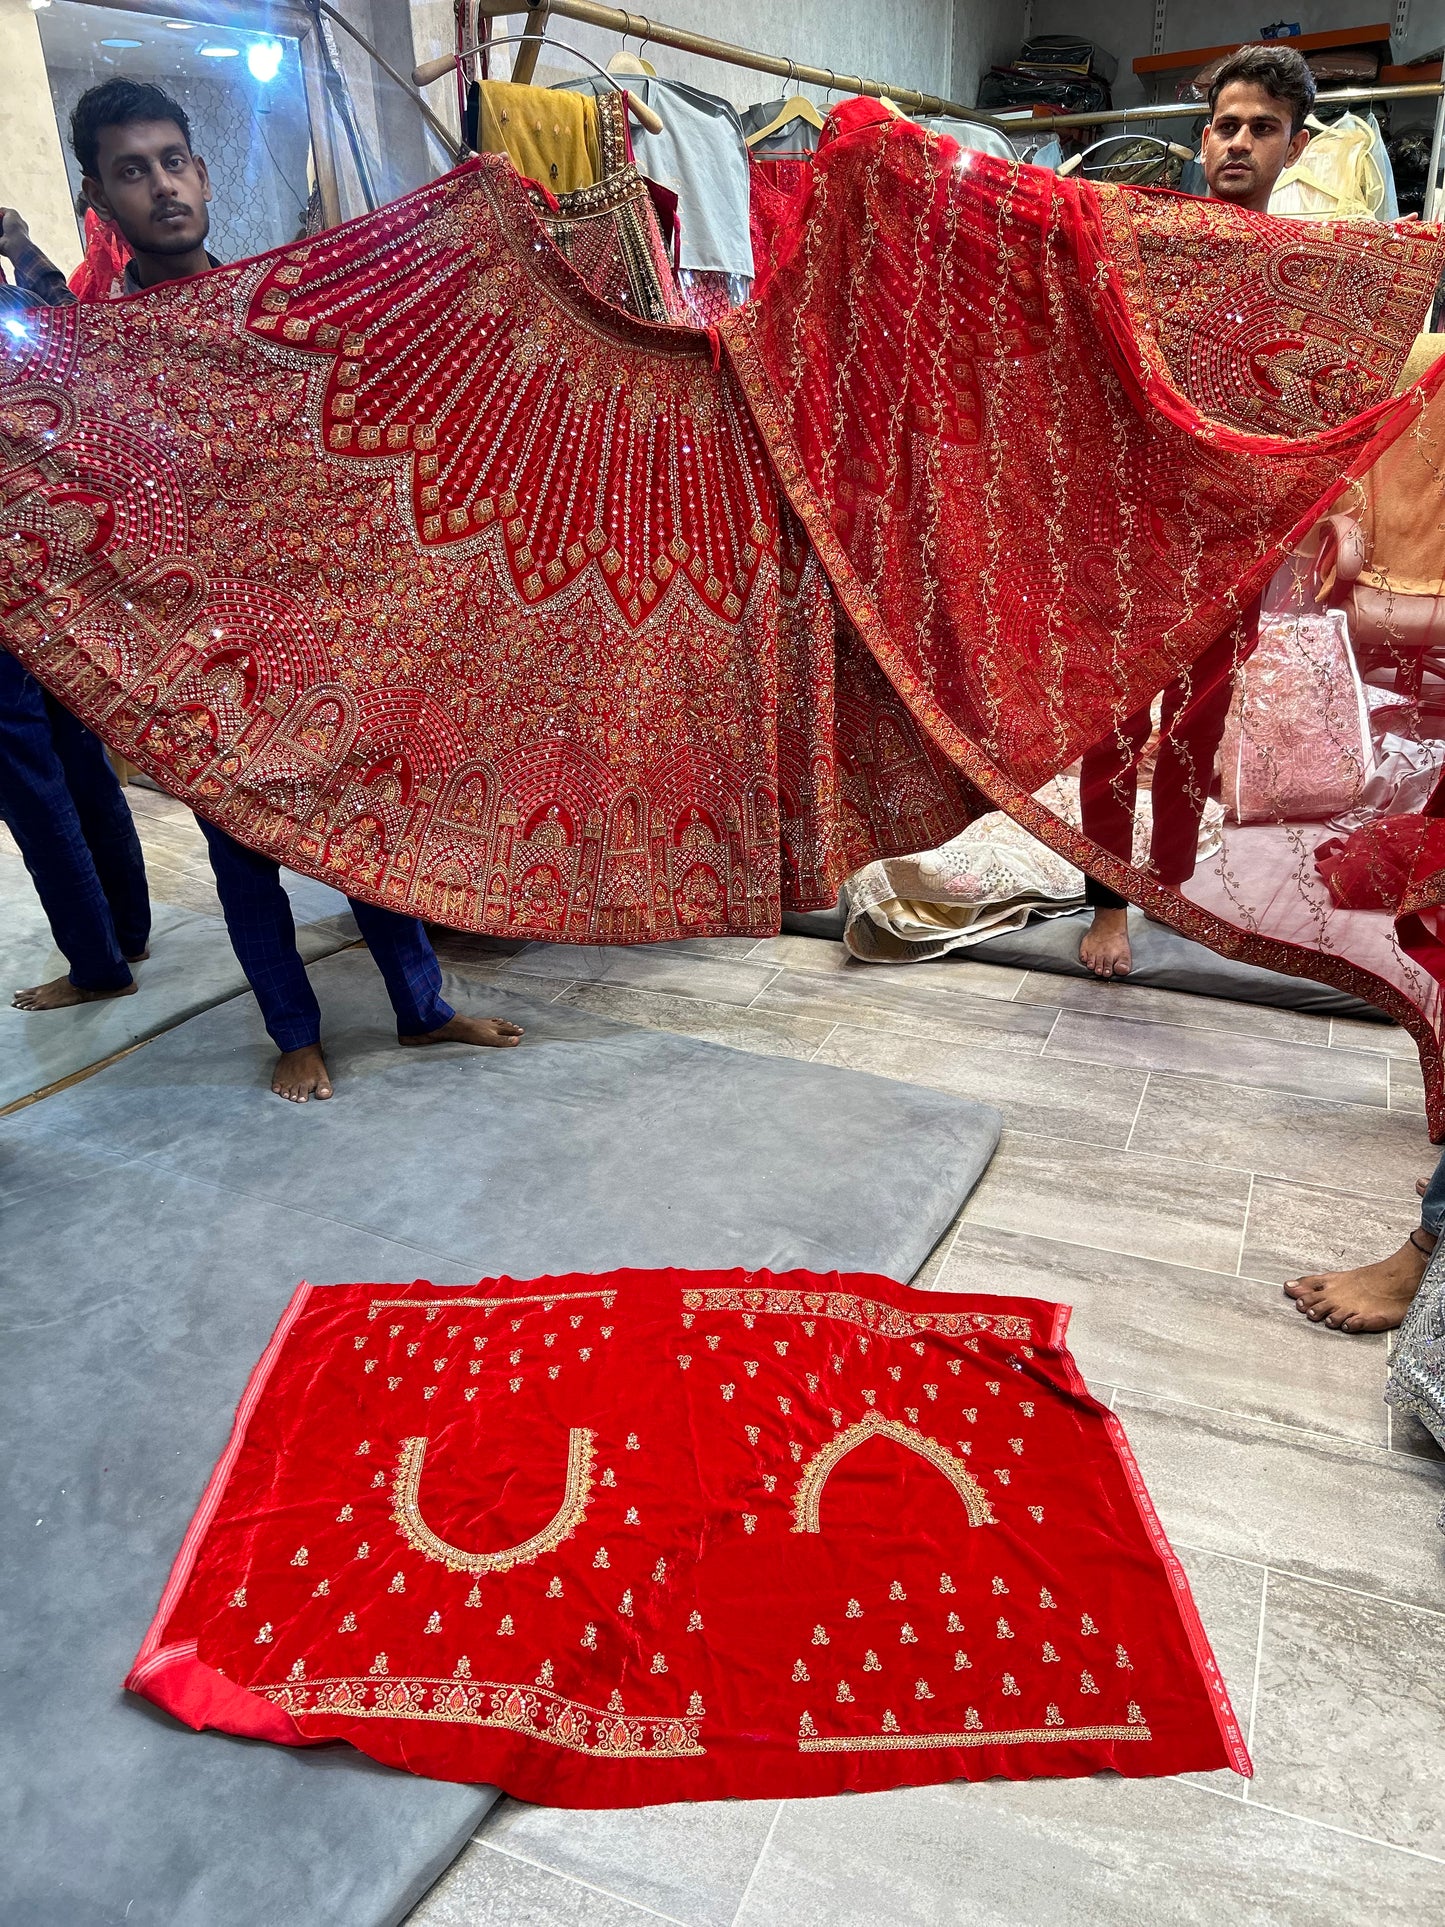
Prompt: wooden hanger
<box><xmin>607</xmin><ymin>51</ymin><xmax>657</xmax><ymax>78</ymax></box>
<box><xmin>746</xmin><ymin>60</ymin><xmax>825</xmax><ymax>147</ymax></box>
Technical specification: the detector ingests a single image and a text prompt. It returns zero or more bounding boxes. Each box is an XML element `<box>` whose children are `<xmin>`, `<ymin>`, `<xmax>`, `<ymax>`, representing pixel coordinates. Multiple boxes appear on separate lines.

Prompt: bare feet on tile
<box><xmin>1078</xmin><ymin>906</ymin><xmax>1131</xmax><ymax>978</ymax></box>
<box><xmin>272</xmin><ymin>1043</ymin><xmax>333</xmax><ymax>1102</ymax></box>
<box><xmin>12</xmin><ymin>973</ymin><xmax>137</xmax><ymax>1011</ymax></box>
<box><xmin>398</xmin><ymin>1013</ymin><xmax>524</xmax><ymax>1050</ymax></box>
<box><xmin>1283</xmin><ymin>1235</ymin><xmax>1433</xmax><ymax>1333</ymax></box>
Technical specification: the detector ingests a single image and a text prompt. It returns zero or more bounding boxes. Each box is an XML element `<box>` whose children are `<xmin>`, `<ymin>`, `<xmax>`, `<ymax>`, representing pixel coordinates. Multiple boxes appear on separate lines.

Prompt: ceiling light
<box><xmin>246</xmin><ymin>40</ymin><xmax>284</xmax><ymax>82</ymax></box>
<box><xmin>101</xmin><ymin>38</ymin><xmax>143</xmax><ymax>48</ymax></box>
<box><xmin>199</xmin><ymin>45</ymin><xmax>240</xmax><ymax>57</ymax></box>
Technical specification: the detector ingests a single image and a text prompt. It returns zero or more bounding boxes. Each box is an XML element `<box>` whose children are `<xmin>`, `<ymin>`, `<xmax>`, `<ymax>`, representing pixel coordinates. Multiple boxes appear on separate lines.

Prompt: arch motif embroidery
<box><xmin>792</xmin><ymin>1411</ymin><xmax>995</xmax><ymax>1533</ymax></box>
<box><xmin>393</xmin><ymin>1429</ymin><xmax>596</xmax><ymax>1573</ymax></box>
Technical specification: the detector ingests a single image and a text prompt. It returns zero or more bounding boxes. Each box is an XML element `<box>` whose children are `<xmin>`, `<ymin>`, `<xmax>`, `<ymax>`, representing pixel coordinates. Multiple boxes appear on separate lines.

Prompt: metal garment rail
<box><xmin>475</xmin><ymin>0</ymin><xmax>1007</xmax><ymax>128</ymax></box>
<box><xmin>477</xmin><ymin>5</ymin><xmax>1445</xmax><ymax>221</ymax></box>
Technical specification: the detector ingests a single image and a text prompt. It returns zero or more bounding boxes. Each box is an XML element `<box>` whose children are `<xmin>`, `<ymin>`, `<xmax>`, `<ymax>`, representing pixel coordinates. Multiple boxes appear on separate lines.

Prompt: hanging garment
<box><xmin>1270</xmin><ymin>112</ymin><xmax>1391</xmax><ymax>223</ymax></box>
<box><xmin>528</xmin><ymin>92</ymin><xmax>689</xmax><ymax>325</ymax></box>
<box><xmin>5</xmin><ymin>123</ymin><xmax>1445</xmax><ymax>1109</ymax></box>
<box><xmin>749</xmin><ymin>154</ymin><xmax>814</xmax><ymax>297</ymax></box>
<box><xmin>127</xmin><ymin>1269</ymin><xmax>1250</xmax><ymax>1802</ymax></box>
<box><xmin>917</xmin><ymin>118</ymin><xmax>1018</xmax><ymax>164</ymax></box>
<box><xmin>555</xmin><ymin>74</ymin><xmax>754</xmax><ymax>281</ymax></box>
<box><xmin>472</xmin><ymin>80</ymin><xmax>601</xmax><ymax>194</ymax></box>
<box><xmin>67</xmin><ymin>209</ymin><xmax>132</xmax><ymax>304</ymax></box>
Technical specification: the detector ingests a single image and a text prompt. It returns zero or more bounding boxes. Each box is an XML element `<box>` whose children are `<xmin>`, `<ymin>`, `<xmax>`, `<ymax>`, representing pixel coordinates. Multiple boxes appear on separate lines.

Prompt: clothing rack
<box><xmin>477</xmin><ymin>5</ymin><xmax>1445</xmax><ymax>222</ymax></box>
<box><xmin>994</xmin><ymin>83</ymin><xmax>1445</xmax><ymax>223</ymax></box>
<box><xmin>475</xmin><ymin>0</ymin><xmax>1006</xmax><ymax>129</ymax></box>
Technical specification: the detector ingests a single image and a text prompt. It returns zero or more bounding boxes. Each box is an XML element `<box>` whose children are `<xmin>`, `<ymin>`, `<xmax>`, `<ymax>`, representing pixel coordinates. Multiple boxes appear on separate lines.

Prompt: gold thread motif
<box><xmin>792</xmin><ymin>1411</ymin><xmax>995</xmax><ymax>1533</ymax></box>
<box><xmin>798</xmin><ymin>1722</ymin><xmax>1150</xmax><ymax>1753</ymax></box>
<box><xmin>368</xmin><ymin>1290</ymin><xmax>615</xmax><ymax>1318</ymax></box>
<box><xmin>259</xmin><ymin>1674</ymin><xmax>704</xmax><ymax>1757</ymax></box>
<box><xmin>681</xmin><ymin>1287</ymin><xmax>1034</xmax><ymax>1342</ymax></box>
<box><xmin>392</xmin><ymin>1430</ymin><xmax>596</xmax><ymax>1573</ymax></box>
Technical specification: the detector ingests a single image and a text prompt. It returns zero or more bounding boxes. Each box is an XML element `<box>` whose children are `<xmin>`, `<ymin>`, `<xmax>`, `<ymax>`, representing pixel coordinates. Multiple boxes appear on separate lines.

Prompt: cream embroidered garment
<box><xmin>844</xmin><ymin>777</ymin><xmax>1224</xmax><ymax>963</ymax></box>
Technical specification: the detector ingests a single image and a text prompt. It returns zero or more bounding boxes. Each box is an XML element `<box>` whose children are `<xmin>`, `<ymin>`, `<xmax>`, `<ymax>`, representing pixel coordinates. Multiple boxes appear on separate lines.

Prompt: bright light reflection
<box><xmin>199</xmin><ymin>44</ymin><xmax>239</xmax><ymax>58</ymax></box>
<box><xmin>246</xmin><ymin>40</ymin><xmax>284</xmax><ymax>82</ymax></box>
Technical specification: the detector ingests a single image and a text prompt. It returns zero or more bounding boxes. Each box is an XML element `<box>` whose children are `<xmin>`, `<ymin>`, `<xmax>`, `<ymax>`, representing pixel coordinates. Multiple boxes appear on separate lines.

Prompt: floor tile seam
<box><xmin>1038</xmin><ymin>1044</ymin><xmax>1392</xmax><ymax>1108</ymax></box>
<box><xmin>728</xmin><ymin>1800</ymin><xmax>785</xmax><ymax>1927</ymax></box>
<box><xmin>1110</xmin><ymin>1382</ymin><xmax>1409</xmax><ymax>1461</ymax></box>
<box><xmin>1140</xmin><ymin>1066</ymin><xmax>1414</xmax><ymax>1126</ymax></box>
<box><xmin>810</xmin><ymin>1009</ymin><xmax>1054</xmax><ymax>1058</ymax></box>
<box><xmin>476</xmin><ymin>1839</ymin><xmax>692</xmax><ymax>1925</ymax></box>
<box><xmin>957</xmin><ymin>1211</ymin><xmax>1253</xmax><ymax>1281</ymax></box>
<box><xmin>1121</xmin><ymin>1071</ymin><xmax>1150</xmax><ymax>1154</ymax></box>
<box><xmin>1046</xmin><ymin>1002</ymin><xmax>1354</xmax><ymax>1058</ymax></box>
<box><xmin>1234</xmin><ymin>1172</ymin><xmax>1256</xmax><ymax>1279</ymax></box>
<box><xmin>1177</xmin><ymin>1776</ymin><xmax>1445</xmax><ymax>1865</ymax></box>
<box><xmin>807</xmin><ymin>1023</ymin><xmax>840</xmax><ymax>1063</ymax></box>
<box><xmin>95</xmin><ymin>1147</ymin><xmax>493</xmax><ymax>1276</ymax></box>
<box><xmin>994</xmin><ymin>1124</ymin><xmax>1419</xmax><ymax>1201</ymax></box>
<box><xmin>1242</xmin><ymin>1567</ymin><xmax>1268</xmax><ymax>1776</ymax></box>
<box><xmin>1168</xmin><ymin>1538</ymin><xmax>1445</xmax><ymax>1620</ymax></box>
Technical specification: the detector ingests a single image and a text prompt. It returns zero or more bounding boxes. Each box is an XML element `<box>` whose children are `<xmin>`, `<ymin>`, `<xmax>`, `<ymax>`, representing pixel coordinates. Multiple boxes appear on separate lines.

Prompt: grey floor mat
<box><xmin>0</xmin><ymin>852</ymin><xmax>358</xmax><ymax>1110</ymax></box>
<box><xmin>2</xmin><ymin>948</ymin><xmax>1000</xmax><ymax>1927</ymax></box>
<box><xmin>785</xmin><ymin>892</ymin><xmax>1385</xmax><ymax>1020</ymax></box>
<box><xmin>962</xmin><ymin>906</ymin><xmax>1386</xmax><ymax>1020</ymax></box>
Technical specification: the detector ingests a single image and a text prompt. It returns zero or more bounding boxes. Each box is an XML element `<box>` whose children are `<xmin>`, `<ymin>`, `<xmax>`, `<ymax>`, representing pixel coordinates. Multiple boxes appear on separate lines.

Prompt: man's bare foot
<box><xmin>1283</xmin><ymin>1235</ymin><xmax>1433</xmax><ymax>1333</ymax></box>
<box><xmin>12</xmin><ymin>974</ymin><xmax>137</xmax><ymax>1012</ymax></box>
<box><xmin>1079</xmin><ymin>906</ymin><xmax>1132</xmax><ymax>978</ymax></box>
<box><xmin>272</xmin><ymin>1043</ymin><xmax>333</xmax><ymax>1102</ymax></box>
<box><xmin>125</xmin><ymin>946</ymin><xmax>150</xmax><ymax>964</ymax></box>
<box><xmin>399</xmin><ymin>1013</ymin><xmax>525</xmax><ymax>1050</ymax></box>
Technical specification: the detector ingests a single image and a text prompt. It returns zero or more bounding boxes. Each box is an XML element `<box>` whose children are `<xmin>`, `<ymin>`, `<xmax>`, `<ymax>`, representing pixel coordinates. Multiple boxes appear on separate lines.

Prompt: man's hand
<box><xmin>0</xmin><ymin>208</ymin><xmax>32</xmax><ymax>261</ymax></box>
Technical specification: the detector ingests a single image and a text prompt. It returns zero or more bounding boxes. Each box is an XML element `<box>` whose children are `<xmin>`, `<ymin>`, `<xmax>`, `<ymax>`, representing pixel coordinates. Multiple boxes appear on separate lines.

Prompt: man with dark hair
<box><xmin>1076</xmin><ymin>45</ymin><xmax>1314</xmax><ymax>980</ymax></box>
<box><xmin>1202</xmin><ymin>43</ymin><xmax>1315</xmax><ymax>210</ymax></box>
<box><xmin>2</xmin><ymin>79</ymin><xmax>523</xmax><ymax>1094</ymax></box>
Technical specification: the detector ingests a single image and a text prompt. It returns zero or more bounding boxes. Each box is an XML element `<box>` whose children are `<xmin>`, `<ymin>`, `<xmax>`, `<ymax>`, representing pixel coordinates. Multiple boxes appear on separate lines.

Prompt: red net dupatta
<box><xmin>722</xmin><ymin>120</ymin><xmax>1445</xmax><ymax>1129</ymax></box>
<box><xmin>128</xmin><ymin>1269</ymin><xmax>1247</xmax><ymax>1805</ymax></box>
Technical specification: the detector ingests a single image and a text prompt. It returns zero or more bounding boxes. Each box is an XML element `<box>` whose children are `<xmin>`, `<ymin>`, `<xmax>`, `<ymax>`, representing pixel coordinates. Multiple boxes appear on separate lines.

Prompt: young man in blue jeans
<box><xmin>2</xmin><ymin>79</ymin><xmax>522</xmax><ymax>1098</ymax></box>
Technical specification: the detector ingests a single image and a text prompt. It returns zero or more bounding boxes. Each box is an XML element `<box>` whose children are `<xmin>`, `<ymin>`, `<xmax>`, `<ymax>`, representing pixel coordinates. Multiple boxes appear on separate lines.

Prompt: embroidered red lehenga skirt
<box><xmin>128</xmin><ymin>1270</ymin><xmax>1250</xmax><ymax>1801</ymax></box>
<box><xmin>3</xmin><ymin>120</ymin><xmax>1445</xmax><ymax>1114</ymax></box>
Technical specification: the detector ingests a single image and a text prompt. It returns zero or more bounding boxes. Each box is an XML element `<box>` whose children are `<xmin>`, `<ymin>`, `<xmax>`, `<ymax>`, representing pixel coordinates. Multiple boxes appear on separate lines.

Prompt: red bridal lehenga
<box><xmin>128</xmin><ymin>1269</ymin><xmax>1250</xmax><ymax>1801</ymax></box>
<box><xmin>3</xmin><ymin>114</ymin><xmax>1445</xmax><ymax>1116</ymax></box>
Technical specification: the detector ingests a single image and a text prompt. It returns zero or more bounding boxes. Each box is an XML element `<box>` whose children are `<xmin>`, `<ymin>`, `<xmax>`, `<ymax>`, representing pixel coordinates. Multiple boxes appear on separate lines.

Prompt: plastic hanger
<box><xmin>607</xmin><ymin>46</ymin><xmax>657</xmax><ymax>78</ymax></box>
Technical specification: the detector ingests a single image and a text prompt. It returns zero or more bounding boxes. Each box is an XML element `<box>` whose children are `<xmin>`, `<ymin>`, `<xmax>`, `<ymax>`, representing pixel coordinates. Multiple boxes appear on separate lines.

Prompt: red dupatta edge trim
<box><xmin>126</xmin><ymin>1279</ymin><xmax>316</xmax><ymax>1742</ymax></box>
<box><xmin>1047</xmin><ymin>1328</ymin><xmax>1254</xmax><ymax>1777</ymax></box>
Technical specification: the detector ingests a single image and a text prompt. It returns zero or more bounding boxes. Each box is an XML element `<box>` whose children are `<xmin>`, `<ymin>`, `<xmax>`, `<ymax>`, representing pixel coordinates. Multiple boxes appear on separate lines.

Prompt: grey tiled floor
<box><xmin>409</xmin><ymin>922</ymin><xmax>1445</xmax><ymax>1926</ymax></box>
<box><xmin>40</xmin><ymin>800</ymin><xmax>1443</xmax><ymax>1924</ymax></box>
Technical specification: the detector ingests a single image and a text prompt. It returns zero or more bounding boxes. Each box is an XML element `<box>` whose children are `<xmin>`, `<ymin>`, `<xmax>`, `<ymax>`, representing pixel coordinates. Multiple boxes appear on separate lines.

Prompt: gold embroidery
<box><xmin>799</xmin><ymin>1722</ymin><xmax>1152</xmax><ymax>1753</ymax></box>
<box><xmin>682</xmin><ymin>1286</ymin><xmax>1035</xmax><ymax>1343</ymax></box>
<box><xmin>260</xmin><ymin>1674</ymin><xmax>705</xmax><ymax>1757</ymax></box>
<box><xmin>792</xmin><ymin>1412</ymin><xmax>995</xmax><ymax>1533</ymax></box>
<box><xmin>392</xmin><ymin>1429</ymin><xmax>595</xmax><ymax>1574</ymax></box>
<box><xmin>368</xmin><ymin>1290</ymin><xmax>616</xmax><ymax>1318</ymax></box>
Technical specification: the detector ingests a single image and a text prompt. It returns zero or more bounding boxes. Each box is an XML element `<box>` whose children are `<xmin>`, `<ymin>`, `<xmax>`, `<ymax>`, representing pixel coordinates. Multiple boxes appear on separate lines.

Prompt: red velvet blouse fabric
<box><xmin>129</xmin><ymin>1270</ymin><xmax>1248</xmax><ymax>1803</ymax></box>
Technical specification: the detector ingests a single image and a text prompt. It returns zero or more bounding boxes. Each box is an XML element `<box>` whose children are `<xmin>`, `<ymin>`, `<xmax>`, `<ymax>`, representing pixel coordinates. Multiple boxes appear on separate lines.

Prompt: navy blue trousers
<box><xmin>197</xmin><ymin>819</ymin><xmax>453</xmax><ymax>1051</ymax></box>
<box><xmin>0</xmin><ymin>650</ymin><xmax>150</xmax><ymax>991</ymax></box>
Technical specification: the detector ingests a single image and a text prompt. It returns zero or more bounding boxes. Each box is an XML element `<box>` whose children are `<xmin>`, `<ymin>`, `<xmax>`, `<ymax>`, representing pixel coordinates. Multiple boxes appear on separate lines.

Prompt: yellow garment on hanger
<box><xmin>1269</xmin><ymin>112</ymin><xmax>1387</xmax><ymax>223</ymax></box>
<box><xmin>477</xmin><ymin>82</ymin><xmax>601</xmax><ymax>193</ymax></box>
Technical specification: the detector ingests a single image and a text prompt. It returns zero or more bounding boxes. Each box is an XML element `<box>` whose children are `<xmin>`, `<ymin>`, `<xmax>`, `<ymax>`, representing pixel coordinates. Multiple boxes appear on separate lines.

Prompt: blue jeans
<box><xmin>197</xmin><ymin>819</ymin><xmax>453</xmax><ymax>1051</ymax></box>
<box><xmin>1421</xmin><ymin>1147</ymin><xmax>1445</xmax><ymax>1236</ymax></box>
<box><xmin>0</xmin><ymin>650</ymin><xmax>150</xmax><ymax>991</ymax></box>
